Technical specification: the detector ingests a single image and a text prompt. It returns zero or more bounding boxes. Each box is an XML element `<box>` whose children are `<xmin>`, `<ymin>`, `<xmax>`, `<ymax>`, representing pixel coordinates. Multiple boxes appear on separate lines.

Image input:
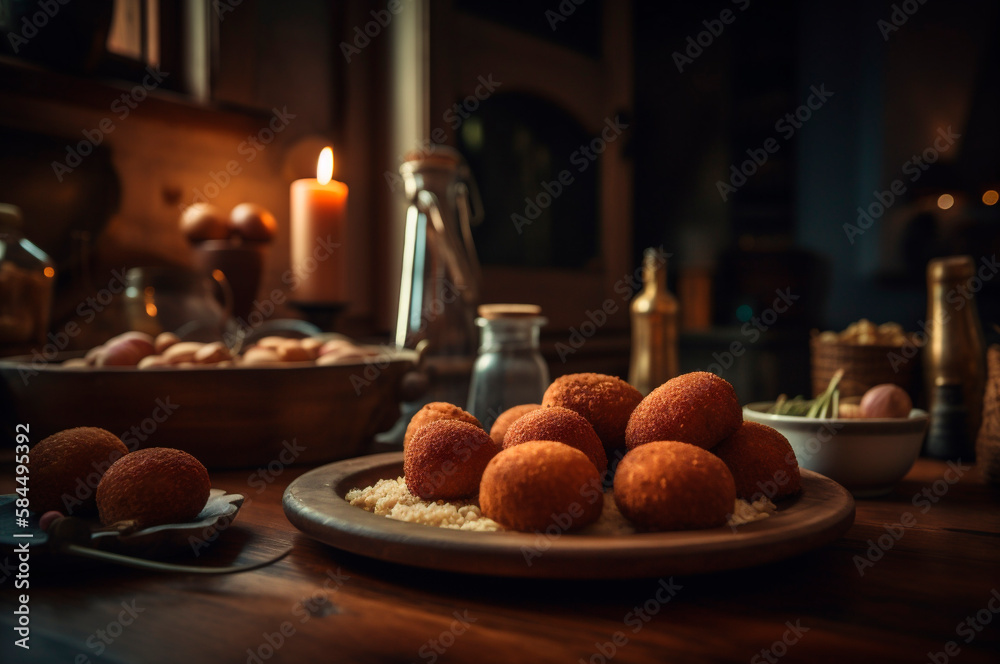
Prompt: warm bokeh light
<box><xmin>937</xmin><ymin>194</ymin><xmax>955</xmax><ymax>210</ymax></box>
<box><xmin>317</xmin><ymin>147</ymin><xmax>334</xmax><ymax>185</ymax></box>
<box><xmin>212</xmin><ymin>269</ymin><xmax>225</xmax><ymax>282</ymax></box>
<box><xmin>145</xmin><ymin>302</ymin><xmax>158</xmax><ymax>317</ymax></box>
<box><xmin>43</xmin><ymin>266</ymin><xmax>54</xmax><ymax>278</ymax></box>
<box><xmin>983</xmin><ymin>190</ymin><xmax>999</xmax><ymax>206</ymax></box>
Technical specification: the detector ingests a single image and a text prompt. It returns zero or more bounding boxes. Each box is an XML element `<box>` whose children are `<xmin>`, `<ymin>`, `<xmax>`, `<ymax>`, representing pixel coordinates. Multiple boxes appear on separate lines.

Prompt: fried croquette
<box><xmin>711</xmin><ymin>421</ymin><xmax>801</xmax><ymax>501</ymax></box>
<box><xmin>28</xmin><ymin>427</ymin><xmax>130</xmax><ymax>516</ymax></box>
<box><xmin>479</xmin><ymin>441</ymin><xmax>604</xmax><ymax>532</ymax></box>
<box><xmin>97</xmin><ymin>448</ymin><xmax>211</xmax><ymax>528</ymax></box>
<box><xmin>503</xmin><ymin>406</ymin><xmax>608</xmax><ymax>475</ymax></box>
<box><xmin>404</xmin><ymin>402</ymin><xmax>482</xmax><ymax>450</ymax></box>
<box><xmin>488</xmin><ymin>403</ymin><xmax>542</xmax><ymax>446</ymax></box>
<box><xmin>625</xmin><ymin>371</ymin><xmax>742</xmax><ymax>451</ymax></box>
<box><xmin>613</xmin><ymin>441</ymin><xmax>736</xmax><ymax>530</ymax></box>
<box><xmin>542</xmin><ymin>373</ymin><xmax>642</xmax><ymax>453</ymax></box>
<box><xmin>404</xmin><ymin>420</ymin><xmax>500</xmax><ymax>500</ymax></box>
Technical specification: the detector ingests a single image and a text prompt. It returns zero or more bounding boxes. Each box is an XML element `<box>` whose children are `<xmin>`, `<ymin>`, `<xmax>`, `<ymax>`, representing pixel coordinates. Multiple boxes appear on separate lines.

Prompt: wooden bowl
<box><xmin>0</xmin><ymin>348</ymin><xmax>424</xmax><ymax>469</ymax></box>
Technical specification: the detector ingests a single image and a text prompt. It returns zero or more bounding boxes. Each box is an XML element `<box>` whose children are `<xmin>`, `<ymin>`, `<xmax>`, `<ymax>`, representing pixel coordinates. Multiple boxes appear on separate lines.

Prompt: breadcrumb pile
<box><xmin>345</xmin><ymin>478</ymin><xmax>776</xmax><ymax>533</ymax></box>
<box><xmin>346</xmin><ymin>477</ymin><xmax>500</xmax><ymax>531</ymax></box>
<box><xmin>727</xmin><ymin>495</ymin><xmax>777</xmax><ymax>527</ymax></box>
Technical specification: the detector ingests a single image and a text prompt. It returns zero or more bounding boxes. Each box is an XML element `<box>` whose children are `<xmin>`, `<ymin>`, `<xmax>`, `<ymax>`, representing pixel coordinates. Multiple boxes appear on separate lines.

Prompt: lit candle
<box><xmin>290</xmin><ymin>147</ymin><xmax>348</xmax><ymax>303</ymax></box>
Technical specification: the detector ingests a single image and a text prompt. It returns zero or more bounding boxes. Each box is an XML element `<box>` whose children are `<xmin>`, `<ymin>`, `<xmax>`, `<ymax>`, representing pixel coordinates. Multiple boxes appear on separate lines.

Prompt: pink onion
<box><xmin>860</xmin><ymin>384</ymin><xmax>913</xmax><ymax>419</ymax></box>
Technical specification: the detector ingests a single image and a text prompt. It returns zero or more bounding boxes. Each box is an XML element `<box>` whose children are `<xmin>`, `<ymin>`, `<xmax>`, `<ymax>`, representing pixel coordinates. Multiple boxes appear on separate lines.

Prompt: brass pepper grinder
<box><xmin>923</xmin><ymin>255</ymin><xmax>986</xmax><ymax>460</ymax></box>
<box><xmin>629</xmin><ymin>248</ymin><xmax>679</xmax><ymax>395</ymax></box>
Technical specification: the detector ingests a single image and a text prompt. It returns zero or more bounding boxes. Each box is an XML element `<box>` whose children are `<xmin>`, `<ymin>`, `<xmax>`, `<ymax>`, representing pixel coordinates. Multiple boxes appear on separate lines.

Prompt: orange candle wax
<box><xmin>290</xmin><ymin>147</ymin><xmax>348</xmax><ymax>303</ymax></box>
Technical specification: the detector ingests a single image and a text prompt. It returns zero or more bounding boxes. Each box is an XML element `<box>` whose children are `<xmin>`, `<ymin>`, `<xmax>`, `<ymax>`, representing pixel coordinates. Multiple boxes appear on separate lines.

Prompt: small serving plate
<box><xmin>0</xmin><ymin>489</ymin><xmax>244</xmax><ymax>558</ymax></box>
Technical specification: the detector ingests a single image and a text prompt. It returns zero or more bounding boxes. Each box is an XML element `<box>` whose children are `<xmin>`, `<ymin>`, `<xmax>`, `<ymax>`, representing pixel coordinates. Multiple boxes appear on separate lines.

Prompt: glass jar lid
<box><xmin>477</xmin><ymin>303</ymin><xmax>543</xmax><ymax>320</ymax></box>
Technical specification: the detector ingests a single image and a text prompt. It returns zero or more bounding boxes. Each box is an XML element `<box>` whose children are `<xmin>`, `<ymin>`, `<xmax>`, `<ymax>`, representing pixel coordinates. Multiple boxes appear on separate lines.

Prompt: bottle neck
<box><xmin>642</xmin><ymin>254</ymin><xmax>667</xmax><ymax>294</ymax></box>
<box><xmin>477</xmin><ymin>317</ymin><xmax>545</xmax><ymax>352</ymax></box>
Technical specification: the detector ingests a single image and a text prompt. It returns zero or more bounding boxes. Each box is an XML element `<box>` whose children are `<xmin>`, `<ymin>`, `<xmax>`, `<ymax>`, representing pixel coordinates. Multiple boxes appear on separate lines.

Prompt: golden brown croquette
<box><xmin>404</xmin><ymin>420</ymin><xmax>500</xmax><ymax>500</ymax></box>
<box><xmin>711</xmin><ymin>421</ymin><xmax>801</xmax><ymax>501</ymax></box>
<box><xmin>28</xmin><ymin>427</ymin><xmax>130</xmax><ymax>516</ymax></box>
<box><xmin>97</xmin><ymin>448</ymin><xmax>211</xmax><ymax>528</ymax></box>
<box><xmin>613</xmin><ymin>441</ymin><xmax>736</xmax><ymax>531</ymax></box>
<box><xmin>404</xmin><ymin>402</ymin><xmax>483</xmax><ymax>450</ymax></box>
<box><xmin>479</xmin><ymin>441</ymin><xmax>604</xmax><ymax>532</ymax></box>
<box><xmin>542</xmin><ymin>373</ymin><xmax>643</xmax><ymax>453</ymax></box>
<box><xmin>625</xmin><ymin>371</ymin><xmax>742</xmax><ymax>451</ymax></box>
<box><xmin>503</xmin><ymin>406</ymin><xmax>608</xmax><ymax>475</ymax></box>
<box><xmin>488</xmin><ymin>404</ymin><xmax>542</xmax><ymax>447</ymax></box>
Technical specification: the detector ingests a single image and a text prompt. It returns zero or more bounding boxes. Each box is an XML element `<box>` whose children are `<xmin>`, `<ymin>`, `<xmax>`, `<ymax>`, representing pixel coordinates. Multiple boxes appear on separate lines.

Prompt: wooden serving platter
<box><xmin>283</xmin><ymin>452</ymin><xmax>856</xmax><ymax>578</ymax></box>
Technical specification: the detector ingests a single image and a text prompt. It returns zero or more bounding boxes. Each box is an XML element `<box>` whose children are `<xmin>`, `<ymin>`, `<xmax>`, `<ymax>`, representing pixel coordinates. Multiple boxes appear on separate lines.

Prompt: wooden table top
<box><xmin>3</xmin><ymin>457</ymin><xmax>999</xmax><ymax>664</ymax></box>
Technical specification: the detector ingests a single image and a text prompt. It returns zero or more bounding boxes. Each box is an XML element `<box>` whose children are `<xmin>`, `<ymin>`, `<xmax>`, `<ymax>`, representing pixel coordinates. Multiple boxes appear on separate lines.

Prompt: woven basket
<box><xmin>976</xmin><ymin>344</ymin><xmax>1000</xmax><ymax>484</ymax></box>
<box><xmin>810</xmin><ymin>333</ymin><xmax>917</xmax><ymax>398</ymax></box>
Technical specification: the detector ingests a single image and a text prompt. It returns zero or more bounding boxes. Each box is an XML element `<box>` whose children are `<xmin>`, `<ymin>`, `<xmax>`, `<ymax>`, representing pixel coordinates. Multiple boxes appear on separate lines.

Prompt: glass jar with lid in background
<box><xmin>466</xmin><ymin>304</ymin><xmax>550</xmax><ymax>432</ymax></box>
<box><xmin>0</xmin><ymin>204</ymin><xmax>55</xmax><ymax>355</ymax></box>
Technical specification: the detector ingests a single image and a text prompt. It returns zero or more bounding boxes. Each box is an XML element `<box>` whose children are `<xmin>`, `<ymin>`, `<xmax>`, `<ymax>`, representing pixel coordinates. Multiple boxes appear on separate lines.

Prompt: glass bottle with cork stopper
<box><xmin>923</xmin><ymin>255</ymin><xmax>986</xmax><ymax>460</ymax></box>
<box><xmin>466</xmin><ymin>304</ymin><xmax>549</xmax><ymax>432</ymax></box>
<box><xmin>629</xmin><ymin>248</ymin><xmax>679</xmax><ymax>395</ymax></box>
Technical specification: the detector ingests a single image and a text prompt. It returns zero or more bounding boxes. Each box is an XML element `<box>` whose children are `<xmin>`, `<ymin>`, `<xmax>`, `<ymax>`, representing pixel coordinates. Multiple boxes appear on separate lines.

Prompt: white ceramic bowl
<box><xmin>743</xmin><ymin>402</ymin><xmax>929</xmax><ymax>497</ymax></box>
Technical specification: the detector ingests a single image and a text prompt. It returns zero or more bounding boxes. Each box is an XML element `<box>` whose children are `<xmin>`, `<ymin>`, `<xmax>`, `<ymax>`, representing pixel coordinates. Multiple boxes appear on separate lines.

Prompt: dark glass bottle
<box><xmin>923</xmin><ymin>255</ymin><xmax>986</xmax><ymax>460</ymax></box>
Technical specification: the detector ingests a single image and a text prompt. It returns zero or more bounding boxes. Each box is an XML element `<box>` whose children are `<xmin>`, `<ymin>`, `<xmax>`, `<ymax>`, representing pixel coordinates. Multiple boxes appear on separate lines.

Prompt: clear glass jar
<box><xmin>466</xmin><ymin>304</ymin><xmax>549</xmax><ymax>431</ymax></box>
<box><xmin>0</xmin><ymin>204</ymin><xmax>55</xmax><ymax>354</ymax></box>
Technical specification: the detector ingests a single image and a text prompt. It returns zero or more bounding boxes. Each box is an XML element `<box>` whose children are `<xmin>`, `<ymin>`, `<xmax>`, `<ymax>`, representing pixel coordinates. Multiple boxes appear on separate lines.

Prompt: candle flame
<box><xmin>317</xmin><ymin>147</ymin><xmax>334</xmax><ymax>185</ymax></box>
